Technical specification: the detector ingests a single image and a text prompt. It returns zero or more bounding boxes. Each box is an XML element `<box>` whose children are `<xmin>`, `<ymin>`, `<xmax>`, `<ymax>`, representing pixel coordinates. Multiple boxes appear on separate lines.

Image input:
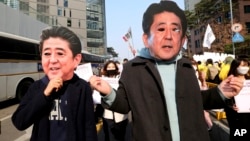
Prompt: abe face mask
<box><xmin>237</xmin><ymin>66</ymin><xmax>250</xmax><ymax>75</ymax></box>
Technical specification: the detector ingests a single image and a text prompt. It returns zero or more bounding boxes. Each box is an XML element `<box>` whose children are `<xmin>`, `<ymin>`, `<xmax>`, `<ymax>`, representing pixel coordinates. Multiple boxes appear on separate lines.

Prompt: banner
<box><xmin>234</xmin><ymin>80</ymin><xmax>250</xmax><ymax>113</ymax></box>
<box><xmin>203</xmin><ymin>24</ymin><xmax>216</xmax><ymax>49</ymax></box>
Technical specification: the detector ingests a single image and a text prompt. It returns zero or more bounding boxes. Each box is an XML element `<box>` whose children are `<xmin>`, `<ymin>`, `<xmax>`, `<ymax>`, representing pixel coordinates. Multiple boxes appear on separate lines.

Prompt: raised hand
<box><xmin>89</xmin><ymin>75</ymin><xmax>112</xmax><ymax>95</ymax></box>
<box><xmin>218</xmin><ymin>75</ymin><xmax>244</xmax><ymax>98</ymax></box>
<box><xmin>44</xmin><ymin>78</ymin><xmax>63</xmax><ymax>96</ymax></box>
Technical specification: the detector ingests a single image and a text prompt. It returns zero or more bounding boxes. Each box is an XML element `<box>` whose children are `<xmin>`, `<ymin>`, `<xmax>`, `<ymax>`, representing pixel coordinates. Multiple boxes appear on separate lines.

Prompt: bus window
<box><xmin>0</xmin><ymin>32</ymin><xmax>44</xmax><ymax>102</ymax></box>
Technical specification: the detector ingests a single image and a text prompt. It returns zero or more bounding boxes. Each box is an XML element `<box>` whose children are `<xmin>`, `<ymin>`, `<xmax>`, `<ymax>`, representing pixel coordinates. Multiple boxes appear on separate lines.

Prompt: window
<box><xmin>225</xmin><ymin>11</ymin><xmax>231</xmax><ymax>19</ymax></box>
<box><xmin>246</xmin><ymin>22</ymin><xmax>250</xmax><ymax>33</ymax></box>
<box><xmin>195</xmin><ymin>40</ymin><xmax>200</xmax><ymax>48</ymax></box>
<box><xmin>58</xmin><ymin>8</ymin><xmax>62</xmax><ymax>16</ymax></box>
<box><xmin>37</xmin><ymin>4</ymin><xmax>48</xmax><ymax>13</ymax></box>
<box><xmin>64</xmin><ymin>0</ymin><xmax>68</xmax><ymax>7</ymax></box>
<box><xmin>20</xmin><ymin>1</ymin><xmax>29</xmax><ymax>11</ymax></box>
<box><xmin>244</xmin><ymin>5</ymin><xmax>250</xmax><ymax>13</ymax></box>
<box><xmin>194</xmin><ymin>29</ymin><xmax>199</xmax><ymax>36</ymax></box>
<box><xmin>37</xmin><ymin>0</ymin><xmax>47</xmax><ymax>2</ymax></box>
<box><xmin>51</xmin><ymin>16</ymin><xmax>57</xmax><ymax>26</ymax></box>
<box><xmin>217</xmin><ymin>16</ymin><xmax>222</xmax><ymax>24</ymax></box>
<box><xmin>87</xmin><ymin>21</ymin><xmax>98</xmax><ymax>30</ymax></box>
<box><xmin>67</xmin><ymin>18</ymin><xmax>71</xmax><ymax>27</ymax></box>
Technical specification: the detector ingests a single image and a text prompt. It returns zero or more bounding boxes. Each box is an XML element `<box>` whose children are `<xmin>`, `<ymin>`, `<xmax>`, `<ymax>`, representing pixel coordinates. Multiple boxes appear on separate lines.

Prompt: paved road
<box><xmin>0</xmin><ymin>104</ymin><xmax>229</xmax><ymax>141</ymax></box>
<box><xmin>0</xmin><ymin>104</ymin><xmax>130</xmax><ymax>141</ymax></box>
<box><xmin>0</xmin><ymin>104</ymin><xmax>32</xmax><ymax>141</ymax></box>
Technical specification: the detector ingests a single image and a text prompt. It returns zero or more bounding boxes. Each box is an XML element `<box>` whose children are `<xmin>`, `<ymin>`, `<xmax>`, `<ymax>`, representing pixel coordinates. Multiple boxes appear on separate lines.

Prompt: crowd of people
<box><xmin>191</xmin><ymin>56</ymin><xmax>235</xmax><ymax>84</ymax></box>
<box><xmin>11</xmin><ymin>1</ymin><xmax>249</xmax><ymax>141</ymax></box>
<box><xmin>191</xmin><ymin>54</ymin><xmax>250</xmax><ymax>141</ymax></box>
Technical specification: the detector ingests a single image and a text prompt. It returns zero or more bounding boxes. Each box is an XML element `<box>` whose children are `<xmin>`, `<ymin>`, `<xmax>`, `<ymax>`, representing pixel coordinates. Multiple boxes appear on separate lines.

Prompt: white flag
<box><xmin>203</xmin><ymin>24</ymin><xmax>215</xmax><ymax>49</ymax></box>
<box><xmin>182</xmin><ymin>38</ymin><xmax>188</xmax><ymax>49</ymax></box>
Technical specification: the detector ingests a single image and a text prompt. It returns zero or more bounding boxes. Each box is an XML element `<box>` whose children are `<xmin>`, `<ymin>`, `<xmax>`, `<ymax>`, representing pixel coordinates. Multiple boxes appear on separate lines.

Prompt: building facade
<box><xmin>0</xmin><ymin>0</ymin><xmax>107</xmax><ymax>56</ymax></box>
<box><xmin>185</xmin><ymin>0</ymin><xmax>250</xmax><ymax>56</ymax></box>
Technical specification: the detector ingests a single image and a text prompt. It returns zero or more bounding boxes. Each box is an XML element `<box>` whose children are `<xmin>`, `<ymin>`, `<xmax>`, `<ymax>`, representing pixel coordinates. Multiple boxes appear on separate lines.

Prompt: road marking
<box><xmin>0</xmin><ymin>115</ymin><xmax>12</xmax><ymax>121</ymax></box>
<box><xmin>14</xmin><ymin>126</ymin><xmax>33</xmax><ymax>141</ymax></box>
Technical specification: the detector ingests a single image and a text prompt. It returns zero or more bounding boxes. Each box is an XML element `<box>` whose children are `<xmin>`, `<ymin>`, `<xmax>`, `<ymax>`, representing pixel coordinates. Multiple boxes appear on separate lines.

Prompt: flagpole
<box><xmin>123</xmin><ymin>27</ymin><xmax>135</xmax><ymax>58</ymax></box>
<box><xmin>230</xmin><ymin>0</ymin><xmax>235</xmax><ymax>55</ymax></box>
<box><xmin>130</xmin><ymin>27</ymin><xmax>135</xmax><ymax>56</ymax></box>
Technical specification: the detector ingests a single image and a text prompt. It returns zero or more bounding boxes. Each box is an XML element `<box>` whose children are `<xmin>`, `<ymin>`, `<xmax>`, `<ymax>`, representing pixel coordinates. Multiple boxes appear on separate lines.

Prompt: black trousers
<box><xmin>102</xmin><ymin>118</ymin><xmax>128</xmax><ymax>141</ymax></box>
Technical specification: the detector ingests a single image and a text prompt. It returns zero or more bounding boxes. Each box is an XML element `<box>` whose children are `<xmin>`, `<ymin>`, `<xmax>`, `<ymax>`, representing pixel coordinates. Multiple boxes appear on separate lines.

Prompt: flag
<box><xmin>127</xmin><ymin>27</ymin><xmax>132</xmax><ymax>38</ymax></box>
<box><xmin>122</xmin><ymin>27</ymin><xmax>132</xmax><ymax>42</ymax></box>
<box><xmin>123</xmin><ymin>27</ymin><xmax>136</xmax><ymax>56</ymax></box>
<box><xmin>123</xmin><ymin>36</ymin><xmax>128</xmax><ymax>42</ymax></box>
<box><xmin>182</xmin><ymin>38</ymin><xmax>188</xmax><ymax>49</ymax></box>
<box><xmin>203</xmin><ymin>24</ymin><xmax>216</xmax><ymax>49</ymax></box>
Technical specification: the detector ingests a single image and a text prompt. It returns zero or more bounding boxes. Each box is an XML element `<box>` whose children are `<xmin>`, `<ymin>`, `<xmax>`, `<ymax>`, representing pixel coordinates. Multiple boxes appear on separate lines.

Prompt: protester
<box><xmin>206</xmin><ymin>58</ymin><xmax>219</xmax><ymax>83</ymax></box>
<box><xmin>101</xmin><ymin>60</ymin><xmax>128</xmax><ymax>141</ymax></box>
<box><xmin>224</xmin><ymin>57</ymin><xmax>250</xmax><ymax>141</ymax></box>
<box><xmin>219</xmin><ymin>56</ymin><xmax>234</xmax><ymax>81</ymax></box>
<box><xmin>115</xmin><ymin>60</ymin><xmax>123</xmax><ymax>74</ymax></box>
<box><xmin>89</xmin><ymin>1</ymin><xmax>243</xmax><ymax>141</ymax></box>
<box><xmin>123</xmin><ymin>58</ymin><xmax>128</xmax><ymax>64</ymax></box>
<box><xmin>12</xmin><ymin>26</ymin><xmax>97</xmax><ymax>141</ymax></box>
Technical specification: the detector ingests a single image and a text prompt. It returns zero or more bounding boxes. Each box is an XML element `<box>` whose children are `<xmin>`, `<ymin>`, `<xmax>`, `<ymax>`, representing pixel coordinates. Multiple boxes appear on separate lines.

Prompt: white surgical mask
<box><xmin>237</xmin><ymin>66</ymin><xmax>250</xmax><ymax>75</ymax></box>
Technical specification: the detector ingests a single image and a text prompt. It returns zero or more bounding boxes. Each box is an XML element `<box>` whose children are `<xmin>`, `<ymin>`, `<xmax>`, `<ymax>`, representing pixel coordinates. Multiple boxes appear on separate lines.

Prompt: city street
<box><xmin>0</xmin><ymin>102</ymin><xmax>228</xmax><ymax>141</ymax></box>
<box><xmin>0</xmin><ymin>103</ymin><xmax>131</xmax><ymax>141</ymax></box>
<box><xmin>0</xmin><ymin>103</ymin><xmax>31</xmax><ymax>141</ymax></box>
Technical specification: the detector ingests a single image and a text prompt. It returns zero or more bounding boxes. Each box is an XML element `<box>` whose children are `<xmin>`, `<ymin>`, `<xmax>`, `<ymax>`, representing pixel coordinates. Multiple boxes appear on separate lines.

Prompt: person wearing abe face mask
<box><xmin>12</xmin><ymin>26</ymin><xmax>97</xmax><ymax>141</ymax></box>
<box><xmin>225</xmin><ymin>57</ymin><xmax>250</xmax><ymax>141</ymax></box>
<box><xmin>89</xmin><ymin>1</ymin><xmax>244</xmax><ymax>140</ymax></box>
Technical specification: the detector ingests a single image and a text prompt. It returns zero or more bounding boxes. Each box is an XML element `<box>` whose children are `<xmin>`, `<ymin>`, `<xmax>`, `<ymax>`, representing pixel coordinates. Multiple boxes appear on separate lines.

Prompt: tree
<box><xmin>185</xmin><ymin>0</ymin><xmax>249</xmax><ymax>56</ymax></box>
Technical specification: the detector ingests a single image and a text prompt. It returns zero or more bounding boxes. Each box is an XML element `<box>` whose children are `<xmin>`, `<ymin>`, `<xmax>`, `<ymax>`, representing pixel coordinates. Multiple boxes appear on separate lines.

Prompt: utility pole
<box><xmin>230</xmin><ymin>0</ymin><xmax>235</xmax><ymax>55</ymax></box>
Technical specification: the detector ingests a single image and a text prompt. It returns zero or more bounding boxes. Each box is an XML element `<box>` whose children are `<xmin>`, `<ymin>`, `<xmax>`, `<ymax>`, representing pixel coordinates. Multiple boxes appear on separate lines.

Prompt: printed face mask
<box><xmin>237</xmin><ymin>66</ymin><xmax>249</xmax><ymax>75</ymax></box>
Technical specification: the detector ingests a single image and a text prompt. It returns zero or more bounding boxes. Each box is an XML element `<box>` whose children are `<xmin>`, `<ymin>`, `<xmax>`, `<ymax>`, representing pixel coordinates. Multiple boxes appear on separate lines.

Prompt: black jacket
<box><xmin>103</xmin><ymin>56</ymin><xmax>226</xmax><ymax>141</ymax></box>
<box><xmin>12</xmin><ymin>74</ymin><xmax>97</xmax><ymax>141</ymax></box>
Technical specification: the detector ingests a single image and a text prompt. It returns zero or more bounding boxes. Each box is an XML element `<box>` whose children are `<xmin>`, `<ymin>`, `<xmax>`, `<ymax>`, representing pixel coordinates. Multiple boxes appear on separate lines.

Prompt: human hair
<box><xmin>123</xmin><ymin>58</ymin><xmax>128</xmax><ymax>62</ymax></box>
<box><xmin>223</xmin><ymin>56</ymin><xmax>234</xmax><ymax>65</ymax></box>
<box><xmin>142</xmin><ymin>0</ymin><xmax>187</xmax><ymax>37</ymax></box>
<box><xmin>227</xmin><ymin>58</ymin><xmax>250</xmax><ymax>77</ymax></box>
<box><xmin>197</xmin><ymin>61</ymin><xmax>201</xmax><ymax>65</ymax></box>
<box><xmin>39</xmin><ymin>26</ymin><xmax>82</xmax><ymax>57</ymax></box>
<box><xmin>102</xmin><ymin>60</ymin><xmax>120</xmax><ymax>77</ymax></box>
<box><xmin>206</xmin><ymin>58</ymin><xmax>213</xmax><ymax>65</ymax></box>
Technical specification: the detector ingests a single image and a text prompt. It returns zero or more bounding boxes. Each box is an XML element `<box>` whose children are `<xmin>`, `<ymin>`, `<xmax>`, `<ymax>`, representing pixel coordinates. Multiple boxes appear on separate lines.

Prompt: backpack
<box><xmin>207</xmin><ymin>65</ymin><xmax>219</xmax><ymax>80</ymax></box>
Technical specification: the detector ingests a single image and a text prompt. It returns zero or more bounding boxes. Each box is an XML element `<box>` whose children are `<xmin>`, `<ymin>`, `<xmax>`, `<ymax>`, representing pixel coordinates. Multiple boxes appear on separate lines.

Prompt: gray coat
<box><xmin>103</xmin><ymin>56</ymin><xmax>225</xmax><ymax>141</ymax></box>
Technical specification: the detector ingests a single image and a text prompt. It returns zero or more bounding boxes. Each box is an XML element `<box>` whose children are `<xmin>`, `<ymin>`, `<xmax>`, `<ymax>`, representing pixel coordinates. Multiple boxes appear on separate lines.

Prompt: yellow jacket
<box><xmin>219</xmin><ymin>63</ymin><xmax>230</xmax><ymax>80</ymax></box>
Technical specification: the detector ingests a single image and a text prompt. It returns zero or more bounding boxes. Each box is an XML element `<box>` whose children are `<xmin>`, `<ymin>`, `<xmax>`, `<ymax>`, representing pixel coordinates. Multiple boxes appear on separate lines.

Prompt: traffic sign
<box><xmin>232</xmin><ymin>32</ymin><xmax>244</xmax><ymax>43</ymax></box>
<box><xmin>232</xmin><ymin>23</ymin><xmax>243</xmax><ymax>32</ymax></box>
